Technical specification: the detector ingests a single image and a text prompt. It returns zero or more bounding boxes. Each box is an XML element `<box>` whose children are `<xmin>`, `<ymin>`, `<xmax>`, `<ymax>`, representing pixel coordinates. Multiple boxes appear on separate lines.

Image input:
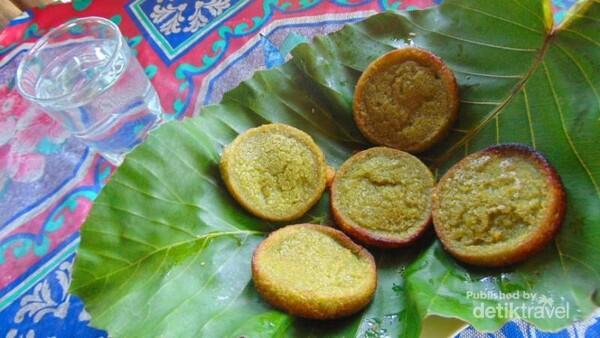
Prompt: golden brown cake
<box><xmin>220</xmin><ymin>124</ymin><xmax>327</xmax><ymax>222</ymax></box>
<box><xmin>331</xmin><ymin>147</ymin><xmax>434</xmax><ymax>248</ymax></box>
<box><xmin>252</xmin><ymin>224</ymin><xmax>377</xmax><ymax>319</ymax></box>
<box><xmin>433</xmin><ymin>144</ymin><xmax>566</xmax><ymax>267</ymax></box>
<box><xmin>353</xmin><ymin>47</ymin><xmax>459</xmax><ymax>153</ymax></box>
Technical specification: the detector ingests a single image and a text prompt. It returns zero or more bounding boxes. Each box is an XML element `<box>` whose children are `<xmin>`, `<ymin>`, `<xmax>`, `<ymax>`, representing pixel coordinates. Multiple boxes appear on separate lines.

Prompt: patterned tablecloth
<box><xmin>0</xmin><ymin>0</ymin><xmax>598</xmax><ymax>337</ymax></box>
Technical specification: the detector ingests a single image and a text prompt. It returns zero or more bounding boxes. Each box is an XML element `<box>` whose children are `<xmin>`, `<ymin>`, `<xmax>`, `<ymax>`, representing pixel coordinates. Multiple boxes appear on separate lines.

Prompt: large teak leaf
<box><xmin>71</xmin><ymin>0</ymin><xmax>600</xmax><ymax>336</ymax></box>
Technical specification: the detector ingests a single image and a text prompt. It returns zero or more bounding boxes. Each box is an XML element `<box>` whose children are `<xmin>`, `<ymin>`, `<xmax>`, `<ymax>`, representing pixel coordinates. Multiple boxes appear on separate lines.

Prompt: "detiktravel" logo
<box><xmin>467</xmin><ymin>291</ymin><xmax>570</xmax><ymax>320</ymax></box>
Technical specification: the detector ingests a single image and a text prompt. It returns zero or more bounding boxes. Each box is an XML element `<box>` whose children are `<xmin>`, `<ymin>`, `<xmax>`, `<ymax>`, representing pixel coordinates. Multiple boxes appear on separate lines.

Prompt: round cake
<box><xmin>252</xmin><ymin>224</ymin><xmax>377</xmax><ymax>319</ymax></box>
<box><xmin>433</xmin><ymin>144</ymin><xmax>566</xmax><ymax>267</ymax></box>
<box><xmin>353</xmin><ymin>47</ymin><xmax>459</xmax><ymax>153</ymax></box>
<box><xmin>220</xmin><ymin>124</ymin><xmax>327</xmax><ymax>221</ymax></box>
<box><xmin>331</xmin><ymin>147</ymin><xmax>434</xmax><ymax>248</ymax></box>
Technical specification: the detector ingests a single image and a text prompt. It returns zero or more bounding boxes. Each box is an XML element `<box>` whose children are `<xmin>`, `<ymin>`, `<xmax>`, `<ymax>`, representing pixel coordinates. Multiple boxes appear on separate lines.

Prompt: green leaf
<box><xmin>71</xmin><ymin>0</ymin><xmax>600</xmax><ymax>336</ymax></box>
<box><xmin>403</xmin><ymin>0</ymin><xmax>600</xmax><ymax>332</ymax></box>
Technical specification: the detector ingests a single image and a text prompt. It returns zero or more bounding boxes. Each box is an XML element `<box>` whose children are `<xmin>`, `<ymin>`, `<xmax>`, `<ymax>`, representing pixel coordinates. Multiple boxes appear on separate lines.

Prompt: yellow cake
<box><xmin>433</xmin><ymin>144</ymin><xmax>566</xmax><ymax>267</ymax></box>
<box><xmin>330</xmin><ymin>147</ymin><xmax>434</xmax><ymax>248</ymax></box>
<box><xmin>252</xmin><ymin>224</ymin><xmax>377</xmax><ymax>319</ymax></box>
<box><xmin>353</xmin><ymin>47</ymin><xmax>459</xmax><ymax>153</ymax></box>
<box><xmin>220</xmin><ymin>124</ymin><xmax>327</xmax><ymax>221</ymax></box>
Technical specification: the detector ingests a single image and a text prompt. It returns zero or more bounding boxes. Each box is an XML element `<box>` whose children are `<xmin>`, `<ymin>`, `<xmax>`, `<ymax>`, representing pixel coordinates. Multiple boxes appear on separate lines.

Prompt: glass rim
<box><xmin>16</xmin><ymin>16</ymin><xmax>124</xmax><ymax>104</ymax></box>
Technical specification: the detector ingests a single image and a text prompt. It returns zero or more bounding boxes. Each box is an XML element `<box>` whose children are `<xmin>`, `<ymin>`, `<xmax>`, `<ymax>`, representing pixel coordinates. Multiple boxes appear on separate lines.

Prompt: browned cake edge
<box><xmin>432</xmin><ymin>143</ymin><xmax>567</xmax><ymax>267</ymax></box>
<box><xmin>353</xmin><ymin>47</ymin><xmax>460</xmax><ymax>153</ymax></box>
<box><xmin>219</xmin><ymin>123</ymin><xmax>328</xmax><ymax>222</ymax></box>
<box><xmin>251</xmin><ymin>224</ymin><xmax>377</xmax><ymax>319</ymax></box>
<box><xmin>330</xmin><ymin>147</ymin><xmax>433</xmax><ymax>249</ymax></box>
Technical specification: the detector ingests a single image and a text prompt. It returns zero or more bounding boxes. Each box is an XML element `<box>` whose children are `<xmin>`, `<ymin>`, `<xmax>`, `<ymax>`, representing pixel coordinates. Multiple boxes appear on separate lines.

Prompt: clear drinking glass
<box><xmin>16</xmin><ymin>17</ymin><xmax>163</xmax><ymax>165</ymax></box>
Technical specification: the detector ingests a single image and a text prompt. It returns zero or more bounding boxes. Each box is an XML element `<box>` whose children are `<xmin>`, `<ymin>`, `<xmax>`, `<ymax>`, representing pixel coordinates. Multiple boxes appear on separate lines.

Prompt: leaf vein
<box><xmin>495</xmin><ymin>116</ymin><xmax>500</xmax><ymax>144</ymax></box>
<box><xmin>431</xmin><ymin>32</ymin><xmax>553</xmax><ymax>167</ymax></box>
<box><xmin>146</xmin><ymin>236</ymin><xmax>251</xmax><ymax>333</ymax></box>
<box><xmin>564</xmin><ymin>29</ymin><xmax>600</xmax><ymax>47</ymax></box>
<box><xmin>152</xmin><ymin>136</ymin><xmax>221</xmax><ymax>188</ymax></box>
<box><xmin>542</xmin><ymin>62</ymin><xmax>600</xmax><ymax>198</ymax></box>
<box><xmin>96</xmin><ymin>250</ymin><xmax>168</xmax><ymax>322</ymax></box>
<box><xmin>445</xmin><ymin>3</ymin><xmax>543</xmax><ymax>34</ymax></box>
<box><xmin>125</xmin><ymin>156</ymin><xmax>187</xmax><ymax>203</ymax></box>
<box><xmin>71</xmin><ymin>231</ymin><xmax>261</xmax><ymax>293</ymax></box>
<box><xmin>554</xmin><ymin>240</ymin><xmax>585</xmax><ymax>311</ymax></box>
<box><xmin>554</xmin><ymin>43</ymin><xmax>600</xmax><ymax>112</ymax></box>
<box><xmin>575</xmin><ymin>14</ymin><xmax>600</xmax><ymax>23</ymax></box>
<box><xmin>82</xmin><ymin>228</ymin><xmax>159</xmax><ymax>250</ymax></box>
<box><xmin>522</xmin><ymin>87</ymin><xmax>537</xmax><ymax>148</ymax></box>
<box><xmin>507</xmin><ymin>0</ymin><xmax>545</xmax><ymax>24</ymax></box>
<box><xmin>424</xmin><ymin>270</ymin><xmax>451</xmax><ymax>315</ymax></box>
<box><xmin>454</xmin><ymin>69</ymin><xmax>522</xmax><ymax>79</ymax></box>
<box><xmin>92</xmin><ymin>202</ymin><xmax>198</xmax><ymax>238</ymax></box>
<box><xmin>143</xmin><ymin>236</ymin><xmax>211</xmax><ymax>309</ymax></box>
<box><xmin>401</xmin><ymin>14</ymin><xmax>538</xmax><ymax>52</ymax></box>
<box><xmin>460</xmin><ymin>99</ymin><xmax>502</xmax><ymax>105</ymax></box>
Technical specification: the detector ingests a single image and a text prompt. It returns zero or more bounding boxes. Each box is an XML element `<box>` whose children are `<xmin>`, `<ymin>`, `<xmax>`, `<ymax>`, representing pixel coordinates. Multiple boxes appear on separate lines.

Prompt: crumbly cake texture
<box><xmin>220</xmin><ymin>124</ymin><xmax>327</xmax><ymax>221</ymax></box>
<box><xmin>353</xmin><ymin>47</ymin><xmax>459</xmax><ymax>153</ymax></box>
<box><xmin>331</xmin><ymin>147</ymin><xmax>434</xmax><ymax>248</ymax></box>
<box><xmin>252</xmin><ymin>224</ymin><xmax>377</xmax><ymax>319</ymax></box>
<box><xmin>433</xmin><ymin>144</ymin><xmax>566</xmax><ymax>267</ymax></box>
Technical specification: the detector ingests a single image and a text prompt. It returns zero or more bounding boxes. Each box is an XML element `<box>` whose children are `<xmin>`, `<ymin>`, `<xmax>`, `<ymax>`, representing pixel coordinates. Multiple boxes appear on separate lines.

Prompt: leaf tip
<box><xmin>542</xmin><ymin>0</ymin><xmax>555</xmax><ymax>32</ymax></box>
